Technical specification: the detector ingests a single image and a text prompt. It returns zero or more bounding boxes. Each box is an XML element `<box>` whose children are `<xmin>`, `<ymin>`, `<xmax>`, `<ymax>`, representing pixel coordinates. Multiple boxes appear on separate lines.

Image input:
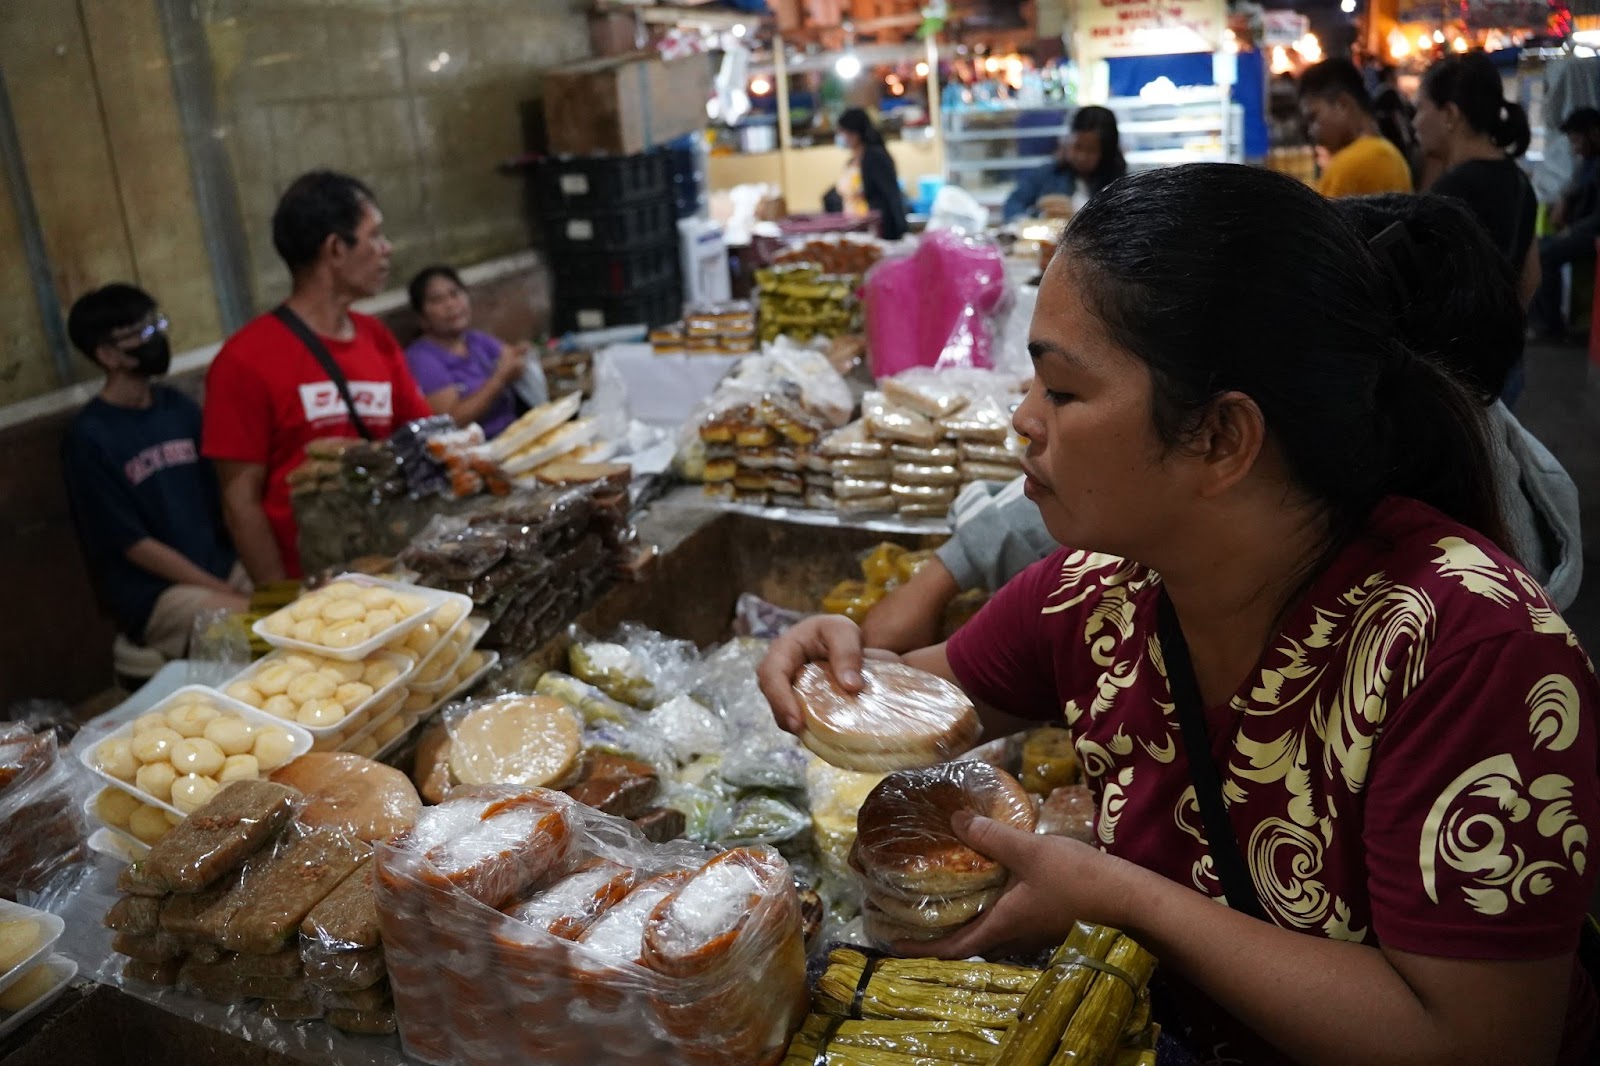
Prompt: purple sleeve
<box><xmin>404</xmin><ymin>339</ymin><xmax>457</xmax><ymax>397</ymax></box>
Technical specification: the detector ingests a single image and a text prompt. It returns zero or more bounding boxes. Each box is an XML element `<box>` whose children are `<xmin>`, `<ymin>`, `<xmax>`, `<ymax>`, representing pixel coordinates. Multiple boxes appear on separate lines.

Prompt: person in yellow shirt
<box><xmin>1298</xmin><ymin>58</ymin><xmax>1414</xmax><ymax>197</ymax></box>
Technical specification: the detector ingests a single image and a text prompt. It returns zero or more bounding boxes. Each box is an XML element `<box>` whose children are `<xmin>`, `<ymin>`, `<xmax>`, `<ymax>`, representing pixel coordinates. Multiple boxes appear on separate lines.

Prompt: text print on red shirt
<box><xmin>124</xmin><ymin>439</ymin><xmax>199</xmax><ymax>487</ymax></box>
<box><xmin>297</xmin><ymin>381</ymin><xmax>393</xmax><ymax>426</ymax></box>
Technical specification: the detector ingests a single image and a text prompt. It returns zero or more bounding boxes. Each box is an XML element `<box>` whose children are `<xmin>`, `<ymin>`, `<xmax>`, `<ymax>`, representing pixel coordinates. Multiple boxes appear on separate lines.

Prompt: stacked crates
<box><xmin>537</xmin><ymin>151</ymin><xmax>683</xmax><ymax>334</ymax></box>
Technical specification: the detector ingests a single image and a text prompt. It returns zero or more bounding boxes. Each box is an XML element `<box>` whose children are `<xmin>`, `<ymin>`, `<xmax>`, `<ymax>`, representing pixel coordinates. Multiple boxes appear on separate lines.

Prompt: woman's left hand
<box><xmin>901</xmin><ymin>811</ymin><xmax>1135</xmax><ymax>960</ymax></box>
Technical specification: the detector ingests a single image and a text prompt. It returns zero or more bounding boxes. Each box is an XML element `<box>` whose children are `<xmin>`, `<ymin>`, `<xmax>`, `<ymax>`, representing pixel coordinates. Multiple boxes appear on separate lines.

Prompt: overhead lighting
<box><xmin>1452</xmin><ymin>36</ymin><xmax>1469</xmax><ymax>52</ymax></box>
<box><xmin>1416</xmin><ymin>33</ymin><xmax>1431</xmax><ymax>50</ymax></box>
<box><xmin>1433</xmin><ymin>29</ymin><xmax>1445</xmax><ymax>43</ymax></box>
<box><xmin>732</xmin><ymin>23</ymin><xmax>747</xmax><ymax>37</ymax></box>
<box><xmin>1340</xmin><ymin>0</ymin><xmax>1355</xmax><ymax>12</ymax></box>
<box><xmin>835</xmin><ymin>53</ymin><xmax>861</xmax><ymax>79</ymax></box>
<box><xmin>1293</xmin><ymin>33</ymin><xmax>1322</xmax><ymax>63</ymax></box>
<box><xmin>1388</xmin><ymin>28</ymin><xmax>1412</xmax><ymax>59</ymax></box>
<box><xmin>915</xmin><ymin>60</ymin><xmax>930</xmax><ymax>77</ymax></box>
<box><xmin>983</xmin><ymin>57</ymin><xmax>1000</xmax><ymax>73</ymax></box>
<box><xmin>750</xmin><ymin>76</ymin><xmax>772</xmax><ymax>95</ymax></box>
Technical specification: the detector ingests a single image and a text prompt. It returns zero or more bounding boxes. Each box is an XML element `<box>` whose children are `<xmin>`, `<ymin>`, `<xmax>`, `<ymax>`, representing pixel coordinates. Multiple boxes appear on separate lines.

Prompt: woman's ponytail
<box><xmin>1496</xmin><ymin>101</ymin><xmax>1532</xmax><ymax>158</ymax></box>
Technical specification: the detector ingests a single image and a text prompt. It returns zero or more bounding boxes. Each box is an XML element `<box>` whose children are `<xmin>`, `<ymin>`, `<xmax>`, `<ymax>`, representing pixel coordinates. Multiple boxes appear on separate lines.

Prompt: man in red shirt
<box><xmin>202</xmin><ymin>170</ymin><xmax>432</xmax><ymax>580</ymax></box>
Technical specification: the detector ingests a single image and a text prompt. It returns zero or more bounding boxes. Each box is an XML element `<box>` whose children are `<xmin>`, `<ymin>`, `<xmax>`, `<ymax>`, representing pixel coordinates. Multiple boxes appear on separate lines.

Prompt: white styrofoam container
<box><xmin>0</xmin><ymin>900</ymin><xmax>65</xmax><ymax>998</ymax></box>
<box><xmin>86</xmin><ymin>827</ymin><xmax>147</xmax><ymax>865</ymax></box>
<box><xmin>252</xmin><ymin>574</ymin><xmax>468</xmax><ymax>662</ymax></box>
<box><xmin>81</xmin><ymin>793</ymin><xmax>164</xmax><ymax>861</ymax></box>
<box><xmin>0</xmin><ymin>954</ymin><xmax>77</xmax><ymax>1038</ymax></box>
<box><xmin>401</xmin><ymin>603</ymin><xmax>473</xmax><ymax>678</ymax></box>
<box><xmin>77</xmin><ymin>685</ymin><xmax>313</xmax><ymax>818</ymax></box>
<box><xmin>368</xmin><ymin>651</ymin><xmax>500</xmax><ymax>762</ymax></box>
<box><xmin>220</xmin><ymin>650</ymin><xmax>415</xmax><ymax>739</ymax></box>
<box><xmin>409</xmin><ymin>619</ymin><xmax>492</xmax><ymax>694</ymax></box>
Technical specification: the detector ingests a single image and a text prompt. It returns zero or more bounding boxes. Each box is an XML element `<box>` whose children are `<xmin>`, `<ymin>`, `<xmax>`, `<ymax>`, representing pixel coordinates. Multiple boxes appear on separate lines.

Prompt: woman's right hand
<box><xmin>756</xmin><ymin>614</ymin><xmax>872</xmax><ymax>734</ymax></box>
<box><xmin>493</xmin><ymin>343</ymin><xmax>528</xmax><ymax>383</ymax></box>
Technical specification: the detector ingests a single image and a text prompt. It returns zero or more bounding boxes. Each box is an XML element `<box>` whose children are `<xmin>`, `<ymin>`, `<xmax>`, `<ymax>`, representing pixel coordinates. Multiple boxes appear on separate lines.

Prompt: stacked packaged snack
<box><xmin>107</xmin><ymin>775</ymin><xmax>411</xmax><ymax>1034</ymax></box>
<box><xmin>784</xmin><ymin>922</ymin><xmax>1158</xmax><ymax>1065</ymax></box>
<box><xmin>818</xmin><ymin>368</ymin><xmax>1027</xmax><ymax>518</ymax></box>
<box><xmin>400</xmin><ymin>483</ymin><xmax>649</xmax><ymax>656</ymax></box>
<box><xmin>689</xmin><ymin>344</ymin><xmax>852</xmax><ymax>509</ymax></box>
<box><xmin>650</xmin><ymin>302</ymin><xmax>758</xmax><ymax>356</ymax></box>
<box><xmin>757</xmin><ymin>238</ymin><xmax>884</xmax><ymax>345</ymax></box>
<box><xmin>817</xmin><ymin>542</ymin><xmax>938</xmax><ymax>623</ymax></box>
<box><xmin>0</xmin><ymin>726</ymin><xmax>88</xmax><ymax>898</ymax></box>
<box><xmin>374</xmin><ymin>786</ymin><xmax>807</xmax><ymax>1065</ymax></box>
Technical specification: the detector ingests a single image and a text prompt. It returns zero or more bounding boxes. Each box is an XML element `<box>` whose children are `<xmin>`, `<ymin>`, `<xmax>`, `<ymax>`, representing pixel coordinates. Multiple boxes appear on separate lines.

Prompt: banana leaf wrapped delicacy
<box><xmin>534</xmin><ymin>671</ymin><xmax>633</xmax><ymax>726</ymax></box>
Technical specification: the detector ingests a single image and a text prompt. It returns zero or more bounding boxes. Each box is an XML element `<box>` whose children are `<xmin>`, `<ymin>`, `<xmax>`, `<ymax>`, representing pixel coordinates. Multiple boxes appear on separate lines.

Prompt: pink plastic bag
<box><xmin>865</xmin><ymin>231</ymin><xmax>1008</xmax><ymax>378</ymax></box>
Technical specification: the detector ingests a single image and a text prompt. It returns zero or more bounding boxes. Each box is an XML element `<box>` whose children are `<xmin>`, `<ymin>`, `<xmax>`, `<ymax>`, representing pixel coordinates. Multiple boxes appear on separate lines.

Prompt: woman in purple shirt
<box><xmin>404</xmin><ymin>265</ymin><xmax>527</xmax><ymax>439</ymax></box>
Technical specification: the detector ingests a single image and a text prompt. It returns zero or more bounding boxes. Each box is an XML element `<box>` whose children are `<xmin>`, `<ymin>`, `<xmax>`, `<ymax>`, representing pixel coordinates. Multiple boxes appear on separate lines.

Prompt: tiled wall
<box><xmin>206</xmin><ymin>0</ymin><xmax>591</xmax><ymax>310</ymax></box>
<box><xmin>0</xmin><ymin>0</ymin><xmax>590</xmax><ymax>408</ymax></box>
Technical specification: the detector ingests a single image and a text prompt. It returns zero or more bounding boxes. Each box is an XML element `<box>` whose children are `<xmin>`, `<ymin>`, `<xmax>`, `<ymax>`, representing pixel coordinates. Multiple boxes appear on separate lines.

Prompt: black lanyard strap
<box><xmin>272</xmin><ymin>305</ymin><xmax>373</xmax><ymax>440</ymax></box>
<box><xmin>1155</xmin><ymin>590</ymin><xmax>1266</xmax><ymax>922</ymax></box>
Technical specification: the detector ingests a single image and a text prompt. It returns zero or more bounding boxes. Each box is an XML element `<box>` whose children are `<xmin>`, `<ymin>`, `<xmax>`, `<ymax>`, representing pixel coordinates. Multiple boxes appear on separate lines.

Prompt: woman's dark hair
<box><xmin>66</xmin><ymin>283</ymin><xmax>155</xmax><ymax>360</ymax></box>
<box><xmin>1421</xmin><ymin>52</ymin><xmax>1530</xmax><ymax>157</ymax></box>
<box><xmin>271</xmin><ymin>170</ymin><xmax>377</xmax><ymax>274</ymax></box>
<box><xmin>1334</xmin><ymin>194</ymin><xmax>1522</xmax><ymax>405</ymax></box>
<box><xmin>408</xmin><ymin>265</ymin><xmax>465</xmax><ymax>313</ymax></box>
<box><xmin>837</xmin><ymin>108</ymin><xmax>885</xmax><ymax>148</ymax></box>
<box><xmin>1060</xmin><ymin>163</ymin><xmax>1507</xmax><ymax>549</ymax></box>
<box><xmin>1069</xmin><ymin>105</ymin><xmax>1127</xmax><ymax>192</ymax></box>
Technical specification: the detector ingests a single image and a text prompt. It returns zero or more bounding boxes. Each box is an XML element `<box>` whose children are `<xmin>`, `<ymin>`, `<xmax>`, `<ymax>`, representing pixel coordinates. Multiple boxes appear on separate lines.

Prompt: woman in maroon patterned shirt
<box><xmin>760</xmin><ymin>164</ymin><xmax>1598</xmax><ymax>1065</ymax></box>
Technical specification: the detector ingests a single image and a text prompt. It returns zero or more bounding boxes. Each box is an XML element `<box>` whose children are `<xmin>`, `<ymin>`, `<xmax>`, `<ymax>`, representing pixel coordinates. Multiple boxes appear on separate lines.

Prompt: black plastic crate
<box><xmin>554</xmin><ymin>277</ymin><xmax>683</xmax><ymax>335</ymax></box>
<box><xmin>535</xmin><ymin>151</ymin><xmax>673</xmax><ymax>212</ymax></box>
<box><xmin>552</xmin><ymin>238</ymin><xmax>681</xmax><ymax>298</ymax></box>
<box><xmin>543</xmin><ymin>197</ymin><xmax>678</xmax><ymax>255</ymax></box>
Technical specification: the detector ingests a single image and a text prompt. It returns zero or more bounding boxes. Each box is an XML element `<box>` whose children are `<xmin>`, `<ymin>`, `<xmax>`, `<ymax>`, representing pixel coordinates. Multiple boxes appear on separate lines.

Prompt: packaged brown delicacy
<box><xmin>445</xmin><ymin>696</ymin><xmax>584</xmax><ymax>791</ymax></box>
<box><xmin>321</xmin><ymin>981</ymin><xmax>393</xmax><ymax>1011</ymax></box>
<box><xmin>882</xmin><ymin>372</ymin><xmax>971</xmax><ymax>419</ymax></box>
<box><xmin>794</xmin><ymin>661</ymin><xmax>980</xmax><ymax>772</ymax></box>
<box><xmin>221</xmin><ymin>826</ymin><xmax>371</xmax><ymax>954</ymax></box>
<box><xmin>409</xmin><ymin>788</ymin><xmax>575</xmax><ymax>909</ymax></box>
<box><xmin>850</xmin><ymin>762</ymin><xmax>1037</xmax><ymax>945</ymax></box>
<box><xmin>833</xmin><ymin>476</ymin><xmax>890</xmax><ymax>500</ymax></box>
<box><xmin>564</xmin><ymin>754</ymin><xmax>660</xmax><ymax>819</ymax></box>
<box><xmin>133</xmin><ymin>779</ymin><xmax>298</xmax><ymax>894</ymax></box>
<box><xmin>104</xmin><ymin>895</ymin><xmax>162</xmax><ymax>936</ymax></box>
<box><xmin>863</xmin><ymin>391</ymin><xmax>938</xmax><ymax>446</ymax></box>
<box><xmin>301</xmin><ymin>856</ymin><xmax>382</xmax><ymax>950</ymax></box>
<box><xmin>302</xmin><ymin>946</ymin><xmax>387</xmax><ymax>991</ymax></box>
<box><xmin>891</xmin><ymin>442</ymin><xmax>960</xmax><ymax>464</ymax></box>
<box><xmin>938</xmin><ymin>395</ymin><xmax>1011</xmax><ymax>443</ymax></box>
<box><xmin>1037</xmin><ymin>784</ymin><xmax>1097</xmax><ymax>843</ymax></box>
<box><xmin>819</xmin><ymin>419</ymin><xmax>888</xmax><ymax>460</ymax></box>
<box><xmin>831</xmin><ymin>457</ymin><xmax>892</xmax><ymax>479</ymax></box>
<box><xmin>122</xmin><ymin>958</ymin><xmax>180</xmax><ymax>986</ymax></box>
<box><xmin>502</xmin><ymin>858</ymin><xmax>638</xmax><ymax>941</ymax></box>
<box><xmin>1020</xmin><ymin>727</ymin><xmax>1080</xmax><ymax>794</ymax></box>
<box><xmin>630</xmin><ymin>806</ymin><xmax>687</xmax><ymax>843</ymax></box>
<box><xmin>326</xmin><ymin>1006</ymin><xmax>398</xmax><ymax>1035</ymax></box>
<box><xmin>960</xmin><ymin>436</ymin><xmax>1027</xmax><ymax>464</ymax></box>
<box><xmin>962</xmin><ymin>461</ymin><xmax>1025</xmax><ymax>483</ymax></box>
<box><xmin>271</xmin><ymin>753</ymin><xmax>421</xmax><ymax>844</ymax></box>
<box><xmin>892</xmin><ymin>462</ymin><xmax>963</xmax><ymax>487</ymax></box>
<box><xmin>112</xmin><ymin>931</ymin><xmax>185</xmax><ymax>964</ymax></box>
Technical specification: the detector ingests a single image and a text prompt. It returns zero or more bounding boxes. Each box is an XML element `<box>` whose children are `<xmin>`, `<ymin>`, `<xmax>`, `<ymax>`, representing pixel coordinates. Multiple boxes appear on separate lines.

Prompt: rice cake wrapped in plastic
<box><xmin>301</xmin><ymin>856</ymin><xmax>381</xmax><ymax>951</ymax></box>
<box><xmin>882</xmin><ymin>372</ymin><xmax>971</xmax><ymax>420</ymax></box>
<box><xmin>221</xmin><ymin>826</ymin><xmax>371</xmax><ymax>954</ymax></box>
<box><xmin>503</xmin><ymin>858</ymin><xmax>639</xmax><ymax>942</ymax></box>
<box><xmin>446</xmin><ymin>696</ymin><xmax>584</xmax><ymax>791</ymax></box>
<box><xmin>412</xmin><ymin>788</ymin><xmax>575</xmax><ymax>909</ymax></box>
<box><xmin>302</xmin><ymin>945</ymin><xmax>387</xmax><ymax>991</ymax></box>
<box><xmin>818</xmin><ymin>419</ymin><xmax>887</xmax><ymax>460</ymax></box>
<box><xmin>104</xmin><ymin>895</ymin><xmax>161</xmax><ymax>936</ymax></box>
<box><xmin>157</xmin><ymin>876</ymin><xmax>243</xmax><ymax>945</ymax></box>
<box><xmin>270</xmin><ymin>753</ymin><xmax>421</xmax><ymax>844</ymax></box>
<box><xmin>564</xmin><ymin>755</ymin><xmax>660</xmax><ymax>819</ymax></box>
<box><xmin>135</xmin><ymin>778</ymin><xmax>298</xmax><ymax>893</ymax></box>
<box><xmin>795</xmin><ymin>661</ymin><xmax>979</xmax><ymax>772</ymax></box>
<box><xmin>112</xmin><ymin>930</ymin><xmax>185</xmax><ymax>964</ymax></box>
<box><xmin>862</xmin><ymin>391</ymin><xmax>938</xmax><ymax>446</ymax></box>
<box><xmin>572</xmin><ymin>870</ymin><xmax>693</xmax><ymax>1011</ymax></box>
<box><xmin>643</xmin><ymin>847</ymin><xmax>807</xmax><ymax>1066</ymax></box>
<box><xmin>938</xmin><ymin>395</ymin><xmax>1011</xmax><ymax>442</ymax></box>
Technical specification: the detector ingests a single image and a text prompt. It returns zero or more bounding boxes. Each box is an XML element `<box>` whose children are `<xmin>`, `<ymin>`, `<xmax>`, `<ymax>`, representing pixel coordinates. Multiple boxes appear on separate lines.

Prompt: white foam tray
<box><xmin>220</xmin><ymin>650</ymin><xmax>415</xmax><ymax>739</ymax></box>
<box><xmin>0</xmin><ymin>954</ymin><xmax>77</xmax><ymax>1038</ymax></box>
<box><xmin>0</xmin><ymin>899</ymin><xmax>65</xmax><ymax>999</ymax></box>
<box><xmin>252</xmin><ymin>573</ymin><xmax>468</xmax><ymax>662</ymax></box>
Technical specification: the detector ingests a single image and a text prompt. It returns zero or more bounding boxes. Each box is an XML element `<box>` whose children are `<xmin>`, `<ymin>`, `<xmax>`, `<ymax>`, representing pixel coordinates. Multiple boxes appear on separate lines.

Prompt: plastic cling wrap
<box><xmin>795</xmin><ymin>661</ymin><xmax>980</xmax><ymax>773</ymax></box>
<box><xmin>850</xmin><ymin>762</ymin><xmax>1037</xmax><ymax>945</ymax></box>
<box><xmin>375</xmin><ymin>787</ymin><xmax>806</xmax><ymax>1065</ymax></box>
<box><xmin>444</xmin><ymin>696</ymin><xmax>584</xmax><ymax>790</ymax></box>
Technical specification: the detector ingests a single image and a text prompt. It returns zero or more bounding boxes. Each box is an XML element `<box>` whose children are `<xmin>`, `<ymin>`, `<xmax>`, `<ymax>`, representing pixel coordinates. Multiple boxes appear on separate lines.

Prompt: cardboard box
<box><xmin>542</xmin><ymin>53</ymin><xmax>711</xmax><ymax>156</ymax></box>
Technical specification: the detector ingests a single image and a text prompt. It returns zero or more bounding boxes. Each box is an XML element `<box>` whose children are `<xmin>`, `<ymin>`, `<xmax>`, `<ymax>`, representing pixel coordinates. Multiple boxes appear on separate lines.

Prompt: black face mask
<box><xmin>126</xmin><ymin>334</ymin><xmax>171</xmax><ymax>377</ymax></box>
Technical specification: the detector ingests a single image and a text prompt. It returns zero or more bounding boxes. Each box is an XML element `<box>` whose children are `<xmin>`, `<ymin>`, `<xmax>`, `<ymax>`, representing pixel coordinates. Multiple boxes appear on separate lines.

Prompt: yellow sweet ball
<box><xmin>402</xmin><ymin>689</ymin><xmax>434</xmax><ymax>714</ymax></box>
<box><xmin>433</xmin><ymin>599</ymin><xmax>465</xmax><ymax>631</ymax></box>
<box><xmin>281</xmin><ymin>653</ymin><xmax>320</xmax><ymax>675</ymax></box>
<box><xmin>261</xmin><ymin>695</ymin><xmax>297</xmax><ymax>720</ymax></box>
<box><xmin>414</xmin><ymin>656</ymin><xmax>450</xmax><ymax>687</ymax></box>
<box><xmin>363</xmin><ymin>609</ymin><xmax>398</xmax><ymax>634</ymax></box>
<box><xmin>322</xmin><ymin>659</ymin><xmax>365</xmax><ymax>685</ymax></box>
<box><xmin>334</xmin><ymin>681</ymin><xmax>374</xmax><ymax>711</ymax></box>
<box><xmin>252</xmin><ymin>728</ymin><xmax>297</xmax><ymax>771</ymax></box>
<box><xmin>171</xmin><ymin>737</ymin><xmax>226</xmax><ymax>777</ymax></box>
<box><xmin>290</xmin><ymin>618</ymin><xmax>325</xmax><ymax>644</ymax></box>
<box><xmin>393</xmin><ymin>594</ymin><xmax>428</xmax><ymax>619</ymax></box>
<box><xmin>358</xmin><ymin>587</ymin><xmax>395</xmax><ymax>611</ymax></box>
<box><xmin>130</xmin><ymin>726</ymin><xmax>182</xmax><ymax>765</ymax></box>
<box><xmin>286</xmin><ymin>671</ymin><xmax>337</xmax><ymax>704</ymax></box>
<box><xmin>165</xmin><ymin>703</ymin><xmax>220</xmax><ymax>738</ymax></box>
<box><xmin>203</xmin><ymin>717</ymin><xmax>256</xmax><ymax>757</ymax></box>
<box><xmin>253</xmin><ymin>663</ymin><xmax>296</xmax><ymax>698</ymax></box>
<box><xmin>95</xmin><ymin>787</ymin><xmax>141</xmax><ymax>830</ymax></box>
<box><xmin>341</xmin><ymin>709</ymin><xmax>372</xmax><ymax>734</ymax></box>
<box><xmin>128</xmin><ymin>804</ymin><xmax>172</xmax><ymax>845</ymax></box>
<box><xmin>95</xmin><ymin>738</ymin><xmax>138</xmax><ymax>782</ymax></box>
<box><xmin>348</xmin><ymin>736</ymin><xmax>381</xmax><ymax>759</ymax></box>
<box><xmin>322</xmin><ymin>621</ymin><xmax>371</xmax><ymax>650</ymax></box>
<box><xmin>170</xmin><ymin>773</ymin><xmax>221</xmax><ymax>814</ymax></box>
<box><xmin>459</xmin><ymin>651</ymin><xmax>486</xmax><ymax>676</ymax></box>
<box><xmin>289</xmin><ymin>597</ymin><xmax>324</xmax><ymax>622</ymax></box>
<box><xmin>405</xmin><ymin>622</ymin><xmax>441</xmax><ymax>657</ymax></box>
<box><xmin>132</xmin><ymin>713</ymin><xmax>169</xmax><ymax>735</ymax></box>
<box><xmin>0</xmin><ymin>962</ymin><xmax>58</xmax><ymax>1012</ymax></box>
<box><xmin>134</xmin><ymin>761</ymin><xmax>177</xmax><ymax>802</ymax></box>
<box><xmin>218</xmin><ymin>754</ymin><xmax>260</xmax><ymax>783</ymax></box>
<box><xmin>373</xmin><ymin>715</ymin><xmax>408</xmax><ymax>744</ymax></box>
<box><xmin>259</xmin><ymin>611</ymin><xmax>295</xmax><ymax>637</ymax></box>
<box><xmin>362</xmin><ymin>659</ymin><xmax>401</xmax><ymax>689</ymax></box>
<box><xmin>296</xmin><ymin>698</ymin><xmax>347</xmax><ymax>729</ymax></box>
<box><xmin>319</xmin><ymin>598</ymin><xmax>366</xmax><ymax>624</ymax></box>
<box><xmin>311</xmin><ymin>732</ymin><xmax>341</xmax><ymax>752</ymax></box>
<box><xmin>223</xmin><ymin>682</ymin><xmax>265</xmax><ymax>709</ymax></box>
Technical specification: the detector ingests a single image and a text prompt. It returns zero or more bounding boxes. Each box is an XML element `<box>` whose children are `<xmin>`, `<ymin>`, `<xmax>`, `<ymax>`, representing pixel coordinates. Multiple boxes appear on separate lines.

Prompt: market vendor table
<box><xmin>2</xmin><ymin>493</ymin><xmax>952</xmax><ymax>1066</ymax></box>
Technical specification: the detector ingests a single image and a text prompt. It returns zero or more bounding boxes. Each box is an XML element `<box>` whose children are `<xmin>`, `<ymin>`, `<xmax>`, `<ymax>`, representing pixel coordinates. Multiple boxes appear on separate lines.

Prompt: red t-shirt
<box><xmin>200</xmin><ymin>310</ymin><xmax>431</xmax><ymax>577</ymax></box>
<box><xmin>947</xmin><ymin>496</ymin><xmax>1600</xmax><ymax>1065</ymax></box>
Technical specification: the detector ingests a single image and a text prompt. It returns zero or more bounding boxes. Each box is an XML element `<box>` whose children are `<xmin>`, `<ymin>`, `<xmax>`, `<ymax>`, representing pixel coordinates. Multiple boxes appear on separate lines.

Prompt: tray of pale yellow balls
<box><xmin>251</xmin><ymin>573</ymin><xmax>468</xmax><ymax>661</ymax></box>
<box><xmin>221</xmin><ymin>649</ymin><xmax>415</xmax><ymax>740</ymax></box>
<box><xmin>80</xmin><ymin>687</ymin><xmax>311</xmax><ymax>828</ymax></box>
<box><xmin>0</xmin><ymin>899</ymin><xmax>72</xmax><ymax>1039</ymax></box>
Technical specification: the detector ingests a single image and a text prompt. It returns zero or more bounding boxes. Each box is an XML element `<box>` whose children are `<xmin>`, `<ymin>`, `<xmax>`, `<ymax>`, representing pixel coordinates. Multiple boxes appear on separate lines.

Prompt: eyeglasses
<box><xmin>111</xmin><ymin>312</ymin><xmax>169</xmax><ymax>348</ymax></box>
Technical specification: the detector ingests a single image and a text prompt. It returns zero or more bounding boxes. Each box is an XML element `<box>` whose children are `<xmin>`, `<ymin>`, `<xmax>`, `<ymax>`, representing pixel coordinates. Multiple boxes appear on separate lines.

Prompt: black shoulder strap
<box><xmin>1156</xmin><ymin>590</ymin><xmax>1267</xmax><ymax>922</ymax></box>
<box><xmin>272</xmin><ymin>305</ymin><xmax>373</xmax><ymax>440</ymax></box>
